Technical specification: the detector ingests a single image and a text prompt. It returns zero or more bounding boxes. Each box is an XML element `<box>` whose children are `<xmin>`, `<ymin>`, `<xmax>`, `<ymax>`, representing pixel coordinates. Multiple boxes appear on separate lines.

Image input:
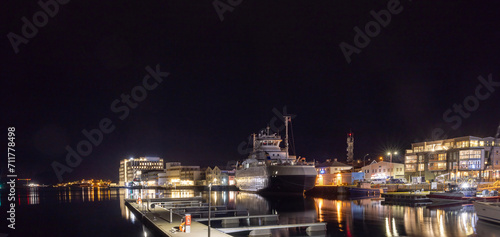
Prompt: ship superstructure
<box><xmin>235</xmin><ymin>116</ymin><xmax>317</xmax><ymax>193</ymax></box>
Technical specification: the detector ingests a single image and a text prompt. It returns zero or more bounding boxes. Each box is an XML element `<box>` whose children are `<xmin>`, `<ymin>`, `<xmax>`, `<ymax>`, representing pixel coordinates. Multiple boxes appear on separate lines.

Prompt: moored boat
<box><xmin>474</xmin><ymin>201</ymin><xmax>500</xmax><ymax>224</ymax></box>
<box><xmin>427</xmin><ymin>183</ymin><xmax>476</xmax><ymax>203</ymax></box>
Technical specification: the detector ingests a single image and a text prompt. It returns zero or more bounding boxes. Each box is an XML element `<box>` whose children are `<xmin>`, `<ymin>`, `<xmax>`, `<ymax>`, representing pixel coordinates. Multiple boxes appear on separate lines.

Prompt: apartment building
<box><xmin>404</xmin><ymin>136</ymin><xmax>500</xmax><ymax>182</ymax></box>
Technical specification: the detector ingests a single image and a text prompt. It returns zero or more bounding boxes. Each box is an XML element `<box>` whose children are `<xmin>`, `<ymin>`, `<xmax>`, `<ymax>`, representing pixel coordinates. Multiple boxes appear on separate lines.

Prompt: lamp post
<box><xmin>387</xmin><ymin>151</ymin><xmax>397</xmax><ymax>179</ymax></box>
<box><xmin>363</xmin><ymin>154</ymin><xmax>369</xmax><ymax>167</ymax></box>
<box><xmin>208</xmin><ymin>183</ymin><xmax>212</xmax><ymax>237</ymax></box>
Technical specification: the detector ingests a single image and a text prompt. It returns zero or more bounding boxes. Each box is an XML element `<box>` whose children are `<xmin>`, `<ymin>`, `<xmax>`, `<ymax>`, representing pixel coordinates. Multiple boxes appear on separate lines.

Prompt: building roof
<box><xmin>316</xmin><ymin>159</ymin><xmax>352</xmax><ymax>168</ymax></box>
<box><xmin>411</xmin><ymin>135</ymin><xmax>492</xmax><ymax>146</ymax></box>
<box><xmin>363</xmin><ymin>161</ymin><xmax>404</xmax><ymax>168</ymax></box>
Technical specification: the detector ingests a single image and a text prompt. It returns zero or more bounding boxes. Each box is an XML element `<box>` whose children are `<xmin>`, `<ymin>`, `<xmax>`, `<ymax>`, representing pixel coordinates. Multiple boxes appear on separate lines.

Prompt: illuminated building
<box><xmin>164</xmin><ymin>162</ymin><xmax>201</xmax><ymax>186</ymax></box>
<box><xmin>141</xmin><ymin>170</ymin><xmax>163</xmax><ymax>186</ymax></box>
<box><xmin>316</xmin><ymin>159</ymin><xmax>353</xmax><ymax>185</ymax></box>
<box><xmin>316</xmin><ymin>159</ymin><xmax>352</xmax><ymax>174</ymax></box>
<box><xmin>158</xmin><ymin>172</ymin><xmax>167</xmax><ymax>186</ymax></box>
<box><xmin>119</xmin><ymin>157</ymin><xmax>164</xmax><ymax>186</ymax></box>
<box><xmin>205</xmin><ymin>166</ymin><xmax>222</xmax><ymax>185</ymax></box>
<box><xmin>204</xmin><ymin>166</ymin><xmax>235</xmax><ymax>185</ymax></box>
<box><xmin>404</xmin><ymin>136</ymin><xmax>500</xmax><ymax>182</ymax></box>
<box><xmin>361</xmin><ymin>160</ymin><xmax>405</xmax><ymax>180</ymax></box>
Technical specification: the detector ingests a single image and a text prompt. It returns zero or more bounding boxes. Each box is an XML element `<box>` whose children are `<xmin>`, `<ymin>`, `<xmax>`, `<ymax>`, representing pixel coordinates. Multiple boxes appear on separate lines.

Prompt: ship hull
<box><xmin>427</xmin><ymin>192</ymin><xmax>474</xmax><ymax>203</ymax></box>
<box><xmin>235</xmin><ymin>165</ymin><xmax>317</xmax><ymax>193</ymax></box>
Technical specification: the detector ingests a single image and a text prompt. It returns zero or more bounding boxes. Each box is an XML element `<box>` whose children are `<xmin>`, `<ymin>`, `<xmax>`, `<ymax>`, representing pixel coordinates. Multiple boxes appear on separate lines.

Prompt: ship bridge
<box><xmin>252</xmin><ymin>126</ymin><xmax>289</xmax><ymax>160</ymax></box>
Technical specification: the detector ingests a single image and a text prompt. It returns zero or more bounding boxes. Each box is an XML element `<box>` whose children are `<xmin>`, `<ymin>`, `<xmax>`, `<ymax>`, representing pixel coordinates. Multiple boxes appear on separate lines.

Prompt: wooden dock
<box><xmin>125</xmin><ymin>200</ymin><xmax>231</xmax><ymax>237</ymax></box>
<box><xmin>125</xmin><ymin>198</ymin><xmax>327</xmax><ymax>236</ymax></box>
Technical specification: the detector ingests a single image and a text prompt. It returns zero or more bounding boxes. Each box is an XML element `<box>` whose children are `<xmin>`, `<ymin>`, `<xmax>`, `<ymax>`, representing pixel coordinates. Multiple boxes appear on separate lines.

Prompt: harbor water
<box><xmin>1</xmin><ymin>187</ymin><xmax>499</xmax><ymax>237</ymax></box>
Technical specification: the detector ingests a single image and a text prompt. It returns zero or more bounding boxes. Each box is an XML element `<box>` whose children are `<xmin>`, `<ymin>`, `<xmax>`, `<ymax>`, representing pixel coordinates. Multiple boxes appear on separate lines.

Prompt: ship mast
<box><xmin>252</xmin><ymin>133</ymin><xmax>256</xmax><ymax>153</ymax></box>
<box><xmin>284</xmin><ymin>116</ymin><xmax>290</xmax><ymax>159</ymax></box>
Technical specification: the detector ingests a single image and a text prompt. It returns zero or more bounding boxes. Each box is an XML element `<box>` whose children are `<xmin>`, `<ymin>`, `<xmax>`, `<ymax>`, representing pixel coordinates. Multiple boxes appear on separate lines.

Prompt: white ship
<box><xmin>235</xmin><ymin>116</ymin><xmax>317</xmax><ymax>193</ymax></box>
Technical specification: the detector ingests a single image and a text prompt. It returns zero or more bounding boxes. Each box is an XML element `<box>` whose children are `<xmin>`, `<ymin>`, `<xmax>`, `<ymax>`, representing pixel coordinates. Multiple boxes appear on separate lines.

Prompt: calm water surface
<box><xmin>1</xmin><ymin>187</ymin><xmax>498</xmax><ymax>237</ymax></box>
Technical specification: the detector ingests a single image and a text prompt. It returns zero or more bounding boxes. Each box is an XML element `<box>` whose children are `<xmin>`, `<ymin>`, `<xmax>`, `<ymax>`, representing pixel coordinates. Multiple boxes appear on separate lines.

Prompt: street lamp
<box><xmin>387</xmin><ymin>151</ymin><xmax>398</xmax><ymax>178</ymax></box>
<box><xmin>208</xmin><ymin>183</ymin><xmax>212</xmax><ymax>237</ymax></box>
<box><xmin>363</xmin><ymin>154</ymin><xmax>369</xmax><ymax>167</ymax></box>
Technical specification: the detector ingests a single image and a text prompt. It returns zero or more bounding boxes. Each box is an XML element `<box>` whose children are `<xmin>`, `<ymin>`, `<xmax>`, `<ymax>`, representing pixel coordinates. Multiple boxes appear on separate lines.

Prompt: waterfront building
<box><xmin>316</xmin><ymin>159</ymin><xmax>353</xmax><ymax>185</ymax></box>
<box><xmin>316</xmin><ymin>159</ymin><xmax>353</xmax><ymax>174</ymax></box>
<box><xmin>119</xmin><ymin>157</ymin><xmax>164</xmax><ymax>186</ymax></box>
<box><xmin>158</xmin><ymin>172</ymin><xmax>167</xmax><ymax>186</ymax></box>
<box><xmin>221</xmin><ymin>169</ymin><xmax>235</xmax><ymax>185</ymax></box>
<box><xmin>205</xmin><ymin>166</ymin><xmax>222</xmax><ymax>185</ymax></box>
<box><xmin>164</xmin><ymin>162</ymin><xmax>181</xmax><ymax>182</ymax></box>
<box><xmin>317</xmin><ymin>170</ymin><xmax>365</xmax><ymax>185</ymax></box>
<box><xmin>361</xmin><ymin>160</ymin><xmax>404</xmax><ymax>180</ymax></box>
<box><xmin>141</xmin><ymin>170</ymin><xmax>163</xmax><ymax>186</ymax></box>
<box><xmin>404</xmin><ymin>136</ymin><xmax>500</xmax><ymax>182</ymax></box>
<box><xmin>204</xmin><ymin>166</ymin><xmax>235</xmax><ymax>185</ymax></box>
<box><xmin>164</xmin><ymin>162</ymin><xmax>201</xmax><ymax>186</ymax></box>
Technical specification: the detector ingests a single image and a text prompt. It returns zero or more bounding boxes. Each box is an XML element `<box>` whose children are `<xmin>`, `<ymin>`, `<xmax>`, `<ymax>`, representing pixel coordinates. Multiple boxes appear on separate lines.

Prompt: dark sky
<box><xmin>2</xmin><ymin>1</ymin><xmax>500</xmax><ymax>184</ymax></box>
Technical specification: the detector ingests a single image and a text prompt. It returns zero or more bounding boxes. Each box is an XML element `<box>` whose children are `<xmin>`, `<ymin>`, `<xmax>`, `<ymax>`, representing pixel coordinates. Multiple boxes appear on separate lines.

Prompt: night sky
<box><xmin>2</xmin><ymin>1</ymin><xmax>500</xmax><ymax>184</ymax></box>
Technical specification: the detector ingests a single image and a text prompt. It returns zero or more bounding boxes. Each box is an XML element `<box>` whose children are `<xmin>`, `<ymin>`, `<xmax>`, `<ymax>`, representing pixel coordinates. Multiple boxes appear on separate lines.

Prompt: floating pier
<box><xmin>381</xmin><ymin>192</ymin><xmax>432</xmax><ymax>206</ymax></box>
<box><xmin>218</xmin><ymin>222</ymin><xmax>327</xmax><ymax>236</ymax></box>
<box><xmin>125</xmin><ymin>198</ymin><xmax>327</xmax><ymax>236</ymax></box>
<box><xmin>305</xmin><ymin>185</ymin><xmax>382</xmax><ymax>199</ymax></box>
<box><xmin>125</xmin><ymin>199</ymin><xmax>231</xmax><ymax>236</ymax></box>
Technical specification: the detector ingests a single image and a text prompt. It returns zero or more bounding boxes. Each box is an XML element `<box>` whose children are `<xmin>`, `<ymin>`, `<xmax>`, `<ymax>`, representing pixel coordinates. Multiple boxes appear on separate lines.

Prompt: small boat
<box><xmin>474</xmin><ymin>196</ymin><xmax>500</xmax><ymax>202</ymax></box>
<box><xmin>348</xmin><ymin>182</ymin><xmax>380</xmax><ymax>197</ymax></box>
<box><xmin>427</xmin><ymin>183</ymin><xmax>476</xmax><ymax>203</ymax></box>
<box><xmin>474</xmin><ymin>189</ymin><xmax>500</xmax><ymax>202</ymax></box>
<box><xmin>474</xmin><ymin>201</ymin><xmax>500</xmax><ymax>224</ymax></box>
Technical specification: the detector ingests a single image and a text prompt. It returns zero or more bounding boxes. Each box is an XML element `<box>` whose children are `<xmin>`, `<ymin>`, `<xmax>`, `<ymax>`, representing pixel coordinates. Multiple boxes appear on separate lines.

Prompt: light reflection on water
<box><xmin>194</xmin><ymin>191</ymin><xmax>497</xmax><ymax>237</ymax></box>
<box><xmin>15</xmin><ymin>187</ymin><xmax>119</xmax><ymax>205</ymax></box>
<box><xmin>311</xmin><ymin>197</ymin><xmax>485</xmax><ymax>237</ymax></box>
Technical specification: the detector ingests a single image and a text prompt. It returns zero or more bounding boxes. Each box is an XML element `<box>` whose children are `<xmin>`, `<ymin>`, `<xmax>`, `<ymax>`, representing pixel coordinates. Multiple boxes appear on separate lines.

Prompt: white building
<box><xmin>141</xmin><ymin>170</ymin><xmax>163</xmax><ymax>186</ymax></box>
<box><xmin>315</xmin><ymin>159</ymin><xmax>353</xmax><ymax>185</ymax></box>
<box><xmin>361</xmin><ymin>160</ymin><xmax>404</xmax><ymax>180</ymax></box>
<box><xmin>316</xmin><ymin>159</ymin><xmax>353</xmax><ymax>175</ymax></box>
<box><xmin>205</xmin><ymin>166</ymin><xmax>222</xmax><ymax>185</ymax></box>
<box><xmin>158</xmin><ymin>172</ymin><xmax>167</xmax><ymax>186</ymax></box>
<box><xmin>119</xmin><ymin>157</ymin><xmax>164</xmax><ymax>186</ymax></box>
<box><xmin>404</xmin><ymin>136</ymin><xmax>500</xmax><ymax>182</ymax></box>
<box><xmin>164</xmin><ymin>162</ymin><xmax>201</xmax><ymax>186</ymax></box>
